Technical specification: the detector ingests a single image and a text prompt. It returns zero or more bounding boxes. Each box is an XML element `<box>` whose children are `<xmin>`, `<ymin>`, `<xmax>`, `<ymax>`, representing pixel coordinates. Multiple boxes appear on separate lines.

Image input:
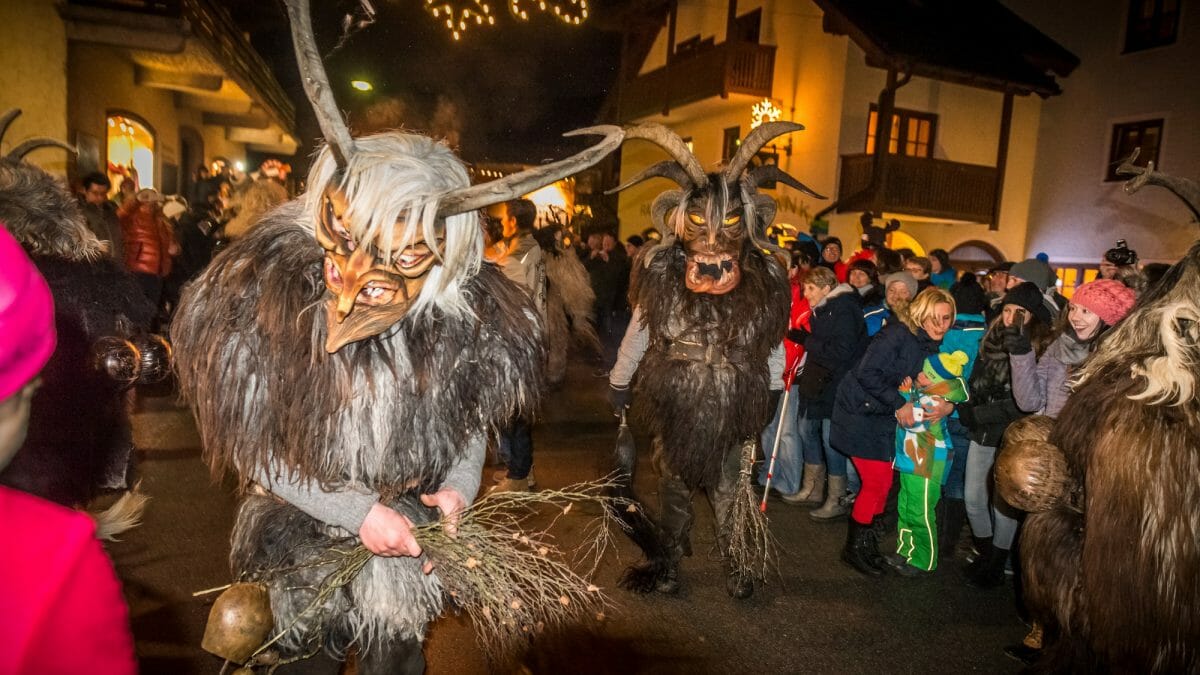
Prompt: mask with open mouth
<box><xmin>316</xmin><ymin>188</ymin><xmax>443</xmax><ymax>352</ymax></box>
<box><xmin>681</xmin><ymin>201</ymin><xmax>746</xmax><ymax>295</ymax></box>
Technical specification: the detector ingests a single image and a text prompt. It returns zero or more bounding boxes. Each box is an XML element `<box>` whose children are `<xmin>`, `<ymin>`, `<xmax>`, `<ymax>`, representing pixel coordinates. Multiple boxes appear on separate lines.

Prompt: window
<box><xmin>732</xmin><ymin>9</ymin><xmax>762</xmax><ymax>43</ymax></box>
<box><xmin>866</xmin><ymin>105</ymin><xmax>937</xmax><ymax>158</ymax></box>
<box><xmin>1124</xmin><ymin>0</ymin><xmax>1180</xmax><ymax>53</ymax></box>
<box><xmin>106</xmin><ymin>113</ymin><xmax>155</xmax><ymax>191</ymax></box>
<box><xmin>1057</xmin><ymin>267</ymin><xmax>1100</xmax><ymax>299</ymax></box>
<box><xmin>722</xmin><ymin>126</ymin><xmax>740</xmax><ymax>162</ymax></box>
<box><xmin>1106</xmin><ymin>118</ymin><xmax>1163</xmax><ymax>182</ymax></box>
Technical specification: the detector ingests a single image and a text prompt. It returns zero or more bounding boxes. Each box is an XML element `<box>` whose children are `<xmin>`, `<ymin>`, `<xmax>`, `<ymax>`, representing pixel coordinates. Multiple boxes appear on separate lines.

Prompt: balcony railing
<box><xmin>836</xmin><ymin>153</ymin><xmax>998</xmax><ymax>224</ymax></box>
<box><xmin>618</xmin><ymin>41</ymin><xmax>775</xmax><ymax>122</ymax></box>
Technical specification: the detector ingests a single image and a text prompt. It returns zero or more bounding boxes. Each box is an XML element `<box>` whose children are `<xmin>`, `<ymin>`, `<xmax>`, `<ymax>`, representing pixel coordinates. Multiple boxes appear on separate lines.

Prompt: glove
<box><xmin>608</xmin><ymin>384</ymin><xmax>632</xmax><ymax>416</ymax></box>
<box><xmin>786</xmin><ymin>327</ymin><xmax>810</xmax><ymax>345</ymax></box>
<box><xmin>1002</xmin><ymin>324</ymin><xmax>1032</xmax><ymax>355</ymax></box>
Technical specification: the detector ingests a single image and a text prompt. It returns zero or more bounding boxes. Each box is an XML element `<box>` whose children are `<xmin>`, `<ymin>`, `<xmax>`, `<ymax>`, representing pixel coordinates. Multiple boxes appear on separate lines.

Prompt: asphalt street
<box><xmin>111</xmin><ymin>359</ymin><xmax>1026</xmax><ymax>674</ymax></box>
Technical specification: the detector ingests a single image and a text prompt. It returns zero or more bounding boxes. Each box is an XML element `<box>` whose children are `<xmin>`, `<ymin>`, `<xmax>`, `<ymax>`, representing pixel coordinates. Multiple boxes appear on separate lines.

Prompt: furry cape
<box><xmin>631</xmin><ymin>244</ymin><xmax>789</xmax><ymax>487</ymax></box>
<box><xmin>543</xmin><ymin>249</ymin><xmax>600</xmax><ymax>386</ymax></box>
<box><xmin>1020</xmin><ymin>242</ymin><xmax>1200</xmax><ymax>673</ymax></box>
<box><xmin>172</xmin><ymin>201</ymin><xmax>544</xmax><ymax>653</ymax></box>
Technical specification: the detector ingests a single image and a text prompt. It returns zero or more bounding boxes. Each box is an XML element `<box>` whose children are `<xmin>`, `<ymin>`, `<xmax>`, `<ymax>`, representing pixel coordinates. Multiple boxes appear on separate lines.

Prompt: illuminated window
<box><xmin>1106</xmin><ymin>119</ymin><xmax>1163</xmax><ymax>182</ymax></box>
<box><xmin>106</xmin><ymin>114</ymin><xmax>155</xmax><ymax>191</ymax></box>
<box><xmin>1057</xmin><ymin>266</ymin><xmax>1100</xmax><ymax>299</ymax></box>
<box><xmin>1124</xmin><ymin>0</ymin><xmax>1179</xmax><ymax>53</ymax></box>
<box><xmin>866</xmin><ymin>105</ymin><xmax>937</xmax><ymax>158</ymax></box>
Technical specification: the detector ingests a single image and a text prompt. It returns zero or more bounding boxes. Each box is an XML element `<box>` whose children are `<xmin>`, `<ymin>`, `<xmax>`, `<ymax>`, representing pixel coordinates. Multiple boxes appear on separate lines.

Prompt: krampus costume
<box><xmin>0</xmin><ymin>109</ymin><xmax>156</xmax><ymax>521</ymax></box>
<box><xmin>171</xmin><ymin>2</ymin><xmax>621</xmax><ymax>671</ymax></box>
<box><xmin>607</xmin><ymin>122</ymin><xmax>821</xmax><ymax>598</ymax></box>
<box><xmin>995</xmin><ymin>158</ymin><xmax>1200</xmax><ymax>672</ymax></box>
<box><xmin>535</xmin><ymin>225</ymin><xmax>601</xmax><ymax>387</ymax></box>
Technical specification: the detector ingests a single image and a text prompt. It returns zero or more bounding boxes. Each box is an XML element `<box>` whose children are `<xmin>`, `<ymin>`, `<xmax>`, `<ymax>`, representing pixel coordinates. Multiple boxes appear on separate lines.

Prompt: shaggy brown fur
<box><xmin>543</xmin><ymin>247</ymin><xmax>600</xmax><ymax>387</ymax></box>
<box><xmin>173</xmin><ymin>201</ymin><xmax>544</xmax><ymax>493</ymax></box>
<box><xmin>1020</xmin><ymin>241</ymin><xmax>1200</xmax><ymax>673</ymax></box>
<box><xmin>631</xmin><ymin>242</ymin><xmax>789</xmax><ymax>488</ymax></box>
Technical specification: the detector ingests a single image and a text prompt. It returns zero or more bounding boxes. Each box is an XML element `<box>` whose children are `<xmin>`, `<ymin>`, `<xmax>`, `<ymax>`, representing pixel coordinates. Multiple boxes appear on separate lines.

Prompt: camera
<box><xmin>1104</xmin><ymin>239</ymin><xmax>1138</xmax><ymax>266</ymax></box>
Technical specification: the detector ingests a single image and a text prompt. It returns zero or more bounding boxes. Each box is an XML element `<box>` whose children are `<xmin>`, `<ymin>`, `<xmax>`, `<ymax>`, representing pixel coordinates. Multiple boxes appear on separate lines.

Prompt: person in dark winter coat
<box><xmin>830</xmin><ymin>287</ymin><xmax>957</xmax><ymax>576</ymax></box>
<box><xmin>783</xmin><ymin>266</ymin><xmax>867</xmax><ymax>516</ymax></box>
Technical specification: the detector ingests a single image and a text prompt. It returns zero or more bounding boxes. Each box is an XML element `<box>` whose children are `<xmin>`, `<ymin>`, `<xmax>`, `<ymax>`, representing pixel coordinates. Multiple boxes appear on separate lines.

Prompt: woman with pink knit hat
<box><xmin>1008</xmin><ymin>279</ymin><xmax>1137</xmax><ymax>420</ymax></box>
<box><xmin>0</xmin><ymin>226</ymin><xmax>136</xmax><ymax>674</ymax></box>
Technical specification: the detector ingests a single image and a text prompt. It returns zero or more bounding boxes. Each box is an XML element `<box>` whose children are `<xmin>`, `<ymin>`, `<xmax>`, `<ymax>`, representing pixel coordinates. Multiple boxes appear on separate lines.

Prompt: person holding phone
<box><xmin>954</xmin><ymin>282</ymin><xmax>1053</xmax><ymax>588</ymax></box>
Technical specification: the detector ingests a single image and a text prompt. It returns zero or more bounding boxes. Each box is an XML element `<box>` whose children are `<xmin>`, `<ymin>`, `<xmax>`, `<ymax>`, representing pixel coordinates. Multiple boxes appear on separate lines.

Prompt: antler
<box><xmin>623</xmin><ymin>124</ymin><xmax>707</xmax><ymax>188</ymax></box>
<box><xmin>283</xmin><ymin>0</ymin><xmax>355</xmax><ymax>168</ymax></box>
<box><xmin>7</xmin><ymin>138</ymin><xmax>76</xmax><ymax>161</ymax></box>
<box><xmin>436</xmin><ymin>125</ymin><xmax>624</xmax><ymax>218</ymax></box>
<box><xmin>723</xmin><ymin>121</ymin><xmax>803</xmax><ymax>182</ymax></box>
<box><xmin>607</xmin><ymin>160</ymin><xmax>695</xmax><ymax>194</ymax></box>
<box><xmin>1118</xmin><ymin>149</ymin><xmax>1200</xmax><ymax>221</ymax></box>
<box><xmin>0</xmin><ymin>109</ymin><xmax>21</xmax><ymax>146</ymax></box>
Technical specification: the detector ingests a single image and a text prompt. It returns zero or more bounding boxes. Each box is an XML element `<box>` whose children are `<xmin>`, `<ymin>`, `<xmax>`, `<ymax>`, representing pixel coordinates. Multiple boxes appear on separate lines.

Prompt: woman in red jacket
<box><xmin>119</xmin><ymin>188</ymin><xmax>179</xmax><ymax>307</ymax></box>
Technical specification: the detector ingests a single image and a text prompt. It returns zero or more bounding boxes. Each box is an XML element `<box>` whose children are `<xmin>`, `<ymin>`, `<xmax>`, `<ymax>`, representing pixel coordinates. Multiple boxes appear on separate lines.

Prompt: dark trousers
<box><xmin>501</xmin><ymin>415</ymin><xmax>533</xmax><ymax>480</ymax></box>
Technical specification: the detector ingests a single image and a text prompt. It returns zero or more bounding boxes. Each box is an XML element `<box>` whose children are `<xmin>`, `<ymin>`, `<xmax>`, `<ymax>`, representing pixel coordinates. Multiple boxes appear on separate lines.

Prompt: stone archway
<box><xmin>949</xmin><ymin>239</ymin><xmax>1005</xmax><ymax>272</ymax></box>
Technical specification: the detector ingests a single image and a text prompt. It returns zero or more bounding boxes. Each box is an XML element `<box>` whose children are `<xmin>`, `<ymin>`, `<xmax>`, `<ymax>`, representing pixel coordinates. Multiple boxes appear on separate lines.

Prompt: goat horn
<box><xmin>724</xmin><ymin>121</ymin><xmax>804</xmax><ymax>181</ymax></box>
<box><xmin>1119</xmin><ymin>150</ymin><xmax>1200</xmax><ymax>222</ymax></box>
<box><xmin>436</xmin><ymin>125</ymin><xmax>623</xmax><ymax>218</ymax></box>
<box><xmin>623</xmin><ymin>123</ymin><xmax>707</xmax><ymax>188</ymax></box>
<box><xmin>606</xmin><ymin>160</ymin><xmax>693</xmax><ymax>194</ymax></box>
<box><xmin>747</xmin><ymin>165</ymin><xmax>826</xmax><ymax>200</ymax></box>
<box><xmin>0</xmin><ymin>109</ymin><xmax>21</xmax><ymax>146</ymax></box>
<box><xmin>283</xmin><ymin>0</ymin><xmax>355</xmax><ymax>168</ymax></box>
<box><xmin>7</xmin><ymin>138</ymin><xmax>76</xmax><ymax>161</ymax></box>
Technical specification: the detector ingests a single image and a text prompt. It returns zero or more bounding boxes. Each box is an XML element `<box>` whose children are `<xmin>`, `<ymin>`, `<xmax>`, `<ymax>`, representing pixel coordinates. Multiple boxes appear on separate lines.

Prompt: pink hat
<box><xmin>1072</xmin><ymin>279</ymin><xmax>1136</xmax><ymax>326</ymax></box>
<box><xmin>0</xmin><ymin>225</ymin><xmax>56</xmax><ymax>401</ymax></box>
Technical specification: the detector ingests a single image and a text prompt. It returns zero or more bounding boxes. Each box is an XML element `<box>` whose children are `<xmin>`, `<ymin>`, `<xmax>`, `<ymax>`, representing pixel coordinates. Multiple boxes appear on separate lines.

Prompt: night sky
<box><xmin>225</xmin><ymin>0</ymin><xmax>624</xmax><ymax>167</ymax></box>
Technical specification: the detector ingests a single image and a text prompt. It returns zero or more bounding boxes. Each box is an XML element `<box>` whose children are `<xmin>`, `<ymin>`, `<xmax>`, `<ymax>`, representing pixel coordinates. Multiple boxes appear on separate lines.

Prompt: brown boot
<box><xmin>781</xmin><ymin>464</ymin><xmax>825</xmax><ymax>505</ymax></box>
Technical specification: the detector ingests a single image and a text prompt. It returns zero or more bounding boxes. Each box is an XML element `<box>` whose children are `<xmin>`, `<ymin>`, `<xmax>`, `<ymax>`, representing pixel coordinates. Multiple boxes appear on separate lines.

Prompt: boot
<box><xmin>939</xmin><ymin>498</ymin><xmax>966</xmax><ymax>560</ymax></box>
<box><xmin>781</xmin><ymin>464</ymin><xmax>825</xmax><ymax>505</ymax></box>
<box><xmin>840</xmin><ymin>519</ymin><xmax>885</xmax><ymax>577</ymax></box>
<box><xmin>866</xmin><ymin>516</ymin><xmax>891</xmax><ymax>571</ymax></box>
<box><xmin>966</xmin><ymin>545</ymin><xmax>1009</xmax><ymax>589</ymax></box>
<box><xmin>964</xmin><ymin>536</ymin><xmax>993</xmax><ymax>575</ymax></box>
<box><xmin>810</xmin><ymin>474</ymin><xmax>848</xmax><ymax>521</ymax></box>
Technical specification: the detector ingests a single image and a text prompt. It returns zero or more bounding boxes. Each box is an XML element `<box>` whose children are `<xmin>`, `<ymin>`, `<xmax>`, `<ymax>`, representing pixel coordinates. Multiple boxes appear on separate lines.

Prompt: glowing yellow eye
<box><xmin>723</xmin><ymin>214</ymin><xmax>742</xmax><ymax>225</ymax></box>
<box><xmin>687</xmin><ymin>213</ymin><xmax>706</xmax><ymax>225</ymax></box>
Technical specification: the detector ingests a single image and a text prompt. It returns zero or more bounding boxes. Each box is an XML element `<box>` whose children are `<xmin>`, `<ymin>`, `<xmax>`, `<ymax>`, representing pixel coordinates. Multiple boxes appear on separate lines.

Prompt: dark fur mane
<box><xmin>172</xmin><ymin>202</ymin><xmax>544</xmax><ymax>492</ymax></box>
<box><xmin>630</xmin><ymin>243</ymin><xmax>788</xmax><ymax>487</ymax></box>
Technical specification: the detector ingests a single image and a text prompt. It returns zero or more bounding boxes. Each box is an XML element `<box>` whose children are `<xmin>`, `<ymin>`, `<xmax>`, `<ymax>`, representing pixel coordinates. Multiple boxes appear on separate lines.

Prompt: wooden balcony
<box><xmin>836</xmin><ymin>153</ymin><xmax>998</xmax><ymax>224</ymax></box>
<box><xmin>618</xmin><ymin>41</ymin><xmax>775</xmax><ymax>122</ymax></box>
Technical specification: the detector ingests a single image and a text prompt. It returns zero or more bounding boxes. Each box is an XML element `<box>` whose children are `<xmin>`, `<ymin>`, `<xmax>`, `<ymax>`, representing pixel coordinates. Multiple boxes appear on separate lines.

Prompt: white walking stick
<box><xmin>760</xmin><ymin>360</ymin><xmax>800</xmax><ymax>513</ymax></box>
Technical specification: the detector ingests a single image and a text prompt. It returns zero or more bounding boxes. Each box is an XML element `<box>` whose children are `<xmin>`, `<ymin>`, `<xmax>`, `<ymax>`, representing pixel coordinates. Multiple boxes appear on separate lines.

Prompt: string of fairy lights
<box><xmin>424</xmin><ymin>0</ymin><xmax>588</xmax><ymax>41</ymax></box>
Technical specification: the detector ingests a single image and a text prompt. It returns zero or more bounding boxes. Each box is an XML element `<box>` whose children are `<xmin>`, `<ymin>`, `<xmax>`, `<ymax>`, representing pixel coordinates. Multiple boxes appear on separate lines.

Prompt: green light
<box><xmin>350</xmin><ymin>80</ymin><xmax>373</xmax><ymax>92</ymax></box>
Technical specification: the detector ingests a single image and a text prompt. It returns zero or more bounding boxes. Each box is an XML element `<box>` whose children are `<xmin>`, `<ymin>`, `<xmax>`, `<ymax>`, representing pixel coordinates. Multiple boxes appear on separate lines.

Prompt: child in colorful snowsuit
<box><xmin>892</xmin><ymin>350</ymin><xmax>970</xmax><ymax>573</ymax></box>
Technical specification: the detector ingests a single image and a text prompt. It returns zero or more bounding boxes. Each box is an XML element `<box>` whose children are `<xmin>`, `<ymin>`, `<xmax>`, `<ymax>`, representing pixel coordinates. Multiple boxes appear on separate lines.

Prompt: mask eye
<box><xmin>723</xmin><ymin>213</ymin><xmax>742</xmax><ymax>226</ymax></box>
<box><xmin>687</xmin><ymin>212</ymin><xmax>706</xmax><ymax>225</ymax></box>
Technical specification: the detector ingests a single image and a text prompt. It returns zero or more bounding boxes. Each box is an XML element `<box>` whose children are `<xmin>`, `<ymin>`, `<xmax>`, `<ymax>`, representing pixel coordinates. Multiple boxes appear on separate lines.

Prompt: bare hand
<box><xmin>923</xmin><ymin>398</ymin><xmax>954</xmax><ymax>424</ymax></box>
<box><xmin>900</xmin><ymin>376</ymin><xmax>913</xmax><ymax>390</ymax></box>
<box><xmin>420</xmin><ymin>489</ymin><xmax>466</xmax><ymax>538</ymax></box>
<box><xmin>358</xmin><ymin>503</ymin><xmax>421</xmax><ymax>558</ymax></box>
<box><xmin>895</xmin><ymin>401</ymin><xmax>917</xmax><ymax>427</ymax></box>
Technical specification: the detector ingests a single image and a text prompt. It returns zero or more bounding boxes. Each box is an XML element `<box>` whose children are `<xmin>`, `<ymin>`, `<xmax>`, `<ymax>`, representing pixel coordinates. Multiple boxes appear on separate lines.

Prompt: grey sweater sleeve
<box><xmin>1008</xmin><ymin>350</ymin><xmax>1046</xmax><ymax>414</ymax></box>
<box><xmin>608</xmin><ymin>305</ymin><xmax>648</xmax><ymax>388</ymax></box>
<box><xmin>252</xmin><ymin>432</ymin><xmax>488</xmax><ymax>533</ymax></box>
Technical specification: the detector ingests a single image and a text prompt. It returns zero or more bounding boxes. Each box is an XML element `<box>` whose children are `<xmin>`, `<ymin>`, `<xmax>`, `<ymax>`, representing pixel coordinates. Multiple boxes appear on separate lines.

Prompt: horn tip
<box><xmin>563</xmin><ymin>124</ymin><xmax>622</xmax><ymax>138</ymax></box>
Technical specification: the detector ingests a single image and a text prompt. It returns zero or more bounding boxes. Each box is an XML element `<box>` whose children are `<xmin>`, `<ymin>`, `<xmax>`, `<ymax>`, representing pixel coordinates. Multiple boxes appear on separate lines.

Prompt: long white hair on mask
<box><xmin>304</xmin><ymin>131</ymin><xmax>483</xmax><ymax>319</ymax></box>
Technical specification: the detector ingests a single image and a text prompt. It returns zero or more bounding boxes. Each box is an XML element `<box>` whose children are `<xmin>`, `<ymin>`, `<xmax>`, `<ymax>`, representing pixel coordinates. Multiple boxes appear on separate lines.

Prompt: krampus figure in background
<box><xmin>997</xmin><ymin>158</ymin><xmax>1200</xmax><ymax>672</ymax></box>
<box><xmin>535</xmin><ymin>224</ymin><xmax>602</xmax><ymax>387</ymax></box>
<box><xmin>172</xmin><ymin>1</ymin><xmax>622</xmax><ymax>671</ymax></box>
<box><xmin>607</xmin><ymin>122</ymin><xmax>822</xmax><ymax>598</ymax></box>
<box><xmin>0</xmin><ymin>109</ymin><xmax>156</xmax><ymax>538</ymax></box>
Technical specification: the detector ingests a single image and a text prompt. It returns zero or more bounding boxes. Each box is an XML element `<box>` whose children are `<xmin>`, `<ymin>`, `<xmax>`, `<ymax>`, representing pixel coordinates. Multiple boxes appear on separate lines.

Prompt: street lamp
<box><xmin>350</xmin><ymin>80</ymin><xmax>374</xmax><ymax>92</ymax></box>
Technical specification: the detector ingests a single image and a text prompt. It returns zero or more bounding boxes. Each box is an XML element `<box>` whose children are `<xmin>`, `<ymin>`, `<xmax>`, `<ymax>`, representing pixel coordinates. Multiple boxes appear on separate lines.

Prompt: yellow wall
<box><xmin>0</xmin><ymin>0</ymin><xmax>70</xmax><ymax>175</ymax></box>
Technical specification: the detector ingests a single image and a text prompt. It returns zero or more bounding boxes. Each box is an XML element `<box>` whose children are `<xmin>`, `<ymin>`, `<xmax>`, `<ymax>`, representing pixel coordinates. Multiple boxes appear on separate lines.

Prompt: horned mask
<box><xmin>285</xmin><ymin>0</ymin><xmax>621</xmax><ymax>352</ymax></box>
<box><xmin>610</xmin><ymin>122</ymin><xmax>823</xmax><ymax>294</ymax></box>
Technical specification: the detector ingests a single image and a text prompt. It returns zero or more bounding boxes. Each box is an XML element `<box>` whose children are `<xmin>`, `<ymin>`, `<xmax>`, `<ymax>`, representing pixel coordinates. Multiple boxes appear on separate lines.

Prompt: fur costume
<box><xmin>0</xmin><ymin>110</ymin><xmax>155</xmax><ymax>512</ymax></box>
<box><xmin>538</xmin><ymin>229</ymin><xmax>600</xmax><ymax>387</ymax></box>
<box><xmin>174</xmin><ymin>2</ymin><xmax>623</xmax><ymax>666</ymax></box>
<box><xmin>607</xmin><ymin>122</ymin><xmax>820</xmax><ymax>597</ymax></box>
<box><xmin>1000</xmin><ymin>161</ymin><xmax>1200</xmax><ymax>672</ymax></box>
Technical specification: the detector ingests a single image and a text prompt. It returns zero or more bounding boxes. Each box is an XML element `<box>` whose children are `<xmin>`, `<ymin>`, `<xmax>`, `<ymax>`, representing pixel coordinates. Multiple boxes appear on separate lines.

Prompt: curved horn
<box><xmin>724</xmin><ymin>121</ymin><xmax>804</xmax><ymax>181</ymax></box>
<box><xmin>0</xmin><ymin>109</ymin><xmax>21</xmax><ymax>146</ymax></box>
<box><xmin>748</xmin><ymin>165</ymin><xmax>826</xmax><ymax>200</ymax></box>
<box><xmin>624</xmin><ymin>123</ymin><xmax>707</xmax><ymax>187</ymax></box>
<box><xmin>436</xmin><ymin>125</ymin><xmax>623</xmax><ymax>218</ymax></box>
<box><xmin>606</xmin><ymin>160</ymin><xmax>693</xmax><ymax>195</ymax></box>
<box><xmin>1118</xmin><ymin>150</ymin><xmax>1200</xmax><ymax>222</ymax></box>
<box><xmin>7</xmin><ymin>138</ymin><xmax>76</xmax><ymax>161</ymax></box>
<box><xmin>283</xmin><ymin>0</ymin><xmax>355</xmax><ymax>168</ymax></box>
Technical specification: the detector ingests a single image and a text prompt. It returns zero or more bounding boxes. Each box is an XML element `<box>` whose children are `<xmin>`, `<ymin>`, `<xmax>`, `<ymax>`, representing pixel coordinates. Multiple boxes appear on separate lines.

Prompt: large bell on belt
<box><xmin>201</xmin><ymin>582</ymin><xmax>274</xmax><ymax>664</ymax></box>
<box><xmin>995</xmin><ymin>439</ymin><xmax>1073</xmax><ymax>513</ymax></box>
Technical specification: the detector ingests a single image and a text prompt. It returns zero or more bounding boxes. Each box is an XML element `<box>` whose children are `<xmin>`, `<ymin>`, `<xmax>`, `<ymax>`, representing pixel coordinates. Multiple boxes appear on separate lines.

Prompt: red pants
<box><xmin>851</xmin><ymin>457</ymin><xmax>894</xmax><ymax>525</ymax></box>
